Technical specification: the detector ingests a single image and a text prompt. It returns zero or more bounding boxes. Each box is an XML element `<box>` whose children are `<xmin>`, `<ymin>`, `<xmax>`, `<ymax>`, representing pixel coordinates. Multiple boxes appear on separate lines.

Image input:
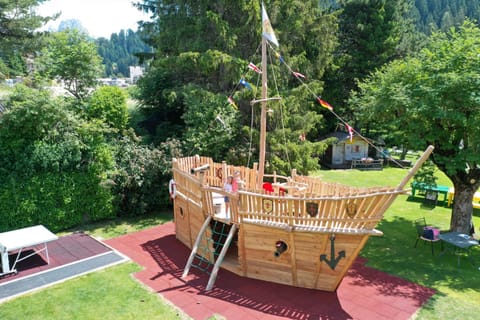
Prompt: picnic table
<box><xmin>410</xmin><ymin>182</ymin><xmax>450</xmax><ymax>205</ymax></box>
<box><xmin>0</xmin><ymin>225</ymin><xmax>58</xmax><ymax>276</ymax></box>
<box><xmin>438</xmin><ymin>232</ymin><xmax>479</xmax><ymax>266</ymax></box>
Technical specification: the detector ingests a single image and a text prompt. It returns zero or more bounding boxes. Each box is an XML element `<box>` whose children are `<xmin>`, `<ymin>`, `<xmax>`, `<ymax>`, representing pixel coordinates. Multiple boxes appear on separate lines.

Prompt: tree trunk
<box><xmin>400</xmin><ymin>147</ymin><xmax>407</xmax><ymax>160</ymax></box>
<box><xmin>450</xmin><ymin>181</ymin><xmax>476</xmax><ymax>234</ymax></box>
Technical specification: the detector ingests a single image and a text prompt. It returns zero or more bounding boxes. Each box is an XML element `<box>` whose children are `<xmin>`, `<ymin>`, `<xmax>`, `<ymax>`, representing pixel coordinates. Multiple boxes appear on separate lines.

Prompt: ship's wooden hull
<box><xmin>171</xmin><ymin>155</ymin><xmax>407</xmax><ymax>291</ymax></box>
<box><xmin>175</xmin><ymin>197</ymin><xmax>373</xmax><ymax>291</ymax></box>
<box><xmin>172</xmin><ymin>148</ymin><xmax>433</xmax><ymax>291</ymax></box>
<box><xmin>239</xmin><ymin>223</ymin><xmax>369</xmax><ymax>291</ymax></box>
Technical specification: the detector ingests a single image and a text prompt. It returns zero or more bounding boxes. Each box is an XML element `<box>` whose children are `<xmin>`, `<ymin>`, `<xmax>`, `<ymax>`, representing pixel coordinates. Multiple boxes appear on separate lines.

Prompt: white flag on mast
<box><xmin>262</xmin><ymin>2</ymin><xmax>279</xmax><ymax>47</ymax></box>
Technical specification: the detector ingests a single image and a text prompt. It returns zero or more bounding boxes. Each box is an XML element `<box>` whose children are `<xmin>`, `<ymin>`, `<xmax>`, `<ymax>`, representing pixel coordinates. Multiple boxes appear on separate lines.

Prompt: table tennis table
<box><xmin>438</xmin><ymin>232</ymin><xmax>479</xmax><ymax>266</ymax></box>
<box><xmin>0</xmin><ymin>225</ymin><xmax>58</xmax><ymax>276</ymax></box>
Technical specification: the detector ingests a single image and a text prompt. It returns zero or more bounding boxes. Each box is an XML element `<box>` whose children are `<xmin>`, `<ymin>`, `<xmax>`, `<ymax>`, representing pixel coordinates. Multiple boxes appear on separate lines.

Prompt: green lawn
<box><xmin>0</xmin><ymin>263</ymin><xmax>188</xmax><ymax>320</ymax></box>
<box><xmin>0</xmin><ymin>167</ymin><xmax>479</xmax><ymax>320</ymax></box>
<box><xmin>59</xmin><ymin>211</ymin><xmax>174</xmax><ymax>239</ymax></box>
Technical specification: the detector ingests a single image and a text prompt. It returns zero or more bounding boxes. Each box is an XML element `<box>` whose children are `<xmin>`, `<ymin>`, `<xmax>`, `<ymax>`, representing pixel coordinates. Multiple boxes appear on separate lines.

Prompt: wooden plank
<box><xmin>174</xmin><ymin>198</ymin><xmax>192</xmax><ymax>248</ymax></box>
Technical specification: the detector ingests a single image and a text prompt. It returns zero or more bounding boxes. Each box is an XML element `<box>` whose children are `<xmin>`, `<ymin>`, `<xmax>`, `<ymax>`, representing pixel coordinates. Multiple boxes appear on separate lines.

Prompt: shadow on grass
<box><xmin>406</xmin><ymin>195</ymin><xmax>447</xmax><ymax>211</ymax></box>
<box><xmin>64</xmin><ymin>211</ymin><xmax>174</xmax><ymax>238</ymax></box>
<box><xmin>361</xmin><ymin>216</ymin><xmax>480</xmax><ymax>295</ymax></box>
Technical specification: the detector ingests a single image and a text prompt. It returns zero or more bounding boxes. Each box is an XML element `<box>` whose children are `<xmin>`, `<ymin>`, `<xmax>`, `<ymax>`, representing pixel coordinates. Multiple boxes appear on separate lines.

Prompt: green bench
<box><xmin>411</xmin><ymin>182</ymin><xmax>450</xmax><ymax>205</ymax></box>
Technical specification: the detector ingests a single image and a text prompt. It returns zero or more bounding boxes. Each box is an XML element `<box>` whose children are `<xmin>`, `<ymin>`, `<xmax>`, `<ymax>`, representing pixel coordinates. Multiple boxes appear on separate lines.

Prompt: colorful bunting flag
<box><xmin>274</xmin><ymin>52</ymin><xmax>285</xmax><ymax>63</ymax></box>
<box><xmin>317</xmin><ymin>97</ymin><xmax>333</xmax><ymax>111</ymax></box>
<box><xmin>240</xmin><ymin>78</ymin><xmax>252</xmax><ymax>90</ymax></box>
<box><xmin>248</xmin><ymin>62</ymin><xmax>262</xmax><ymax>74</ymax></box>
<box><xmin>262</xmin><ymin>2</ymin><xmax>279</xmax><ymax>47</ymax></box>
<box><xmin>292</xmin><ymin>71</ymin><xmax>305</xmax><ymax>79</ymax></box>
<box><xmin>227</xmin><ymin>96</ymin><xmax>237</xmax><ymax>109</ymax></box>
<box><xmin>215</xmin><ymin>115</ymin><xmax>226</xmax><ymax>129</ymax></box>
<box><xmin>346</xmin><ymin>124</ymin><xmax>354</xmax><ymax>142</ymax></box>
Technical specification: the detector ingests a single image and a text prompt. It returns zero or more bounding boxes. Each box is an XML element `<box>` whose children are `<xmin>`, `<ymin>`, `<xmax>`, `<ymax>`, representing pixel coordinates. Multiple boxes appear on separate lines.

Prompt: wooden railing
<box><xmin>236</xmin><ymin>189</ymin><xmax>402</xmax><ymax>234</ymax></box>
<box><xmin>351</xmin><ymin>158</ymin><xmax>383</xmax><ymax>170</ymax></box>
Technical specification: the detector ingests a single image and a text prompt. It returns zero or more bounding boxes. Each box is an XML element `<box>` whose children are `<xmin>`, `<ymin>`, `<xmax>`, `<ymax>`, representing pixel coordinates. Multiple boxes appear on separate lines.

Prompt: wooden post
<box><xmin>396</xmin><ymin>145</ymin><xmax>435</xmax><ymax>191</ymax></box>
<box><xmin>257</xmin><ymin>36</ymin><xmax>268</xmax><ymax>190</ymax></box>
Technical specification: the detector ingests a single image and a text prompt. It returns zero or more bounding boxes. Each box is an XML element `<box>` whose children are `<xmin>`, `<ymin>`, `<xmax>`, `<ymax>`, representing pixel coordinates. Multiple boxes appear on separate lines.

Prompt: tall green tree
<box><xmin>351</xmin><ymin>21</ymin><xmax>480</xmax><ymax>233</ymax></box>
<box><xmin>37</xmin><ymin>29</ymin><xmax>103</xmax><ymax>99</ymax></box>
<box><xmin>133</xmin><ymin>0</ymin><xmax>337</xmax><ymax>173</ymax></box>
<box><xmin>322</xmin><ymin>0</ymin><xmax>418</xmax><ymax>130</ymax></box>
<box><xmin>0</xmin><ymin>0</ymin><xmax>55</xmax><ymax>77</ymax></box>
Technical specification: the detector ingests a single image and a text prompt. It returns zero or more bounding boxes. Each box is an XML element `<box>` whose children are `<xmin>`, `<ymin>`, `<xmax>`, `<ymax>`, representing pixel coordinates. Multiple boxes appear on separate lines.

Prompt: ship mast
<box><xmin>257</xmin><ymin>36</ymin><xmax>268</xmax><ymax>190</ymax></box>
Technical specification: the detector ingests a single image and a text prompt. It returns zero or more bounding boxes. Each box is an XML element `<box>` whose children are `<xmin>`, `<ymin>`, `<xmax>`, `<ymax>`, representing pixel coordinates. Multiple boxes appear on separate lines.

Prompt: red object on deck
<box><xmin>262</xmin><ymin>182</ymin><xmax>274</xmax><ymax>193</ymax></box>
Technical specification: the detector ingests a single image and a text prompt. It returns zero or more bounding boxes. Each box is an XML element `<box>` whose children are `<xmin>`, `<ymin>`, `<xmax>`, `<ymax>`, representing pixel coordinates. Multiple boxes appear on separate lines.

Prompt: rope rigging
<box><xmin>217</xmin><ymin>37</ymin><xmax>407</xmax><ymax>170</ymax></box>
<box><xmin>189</xmin><ymin>220</ymin><xmax>232</xmax><ymax>275</ymax></box>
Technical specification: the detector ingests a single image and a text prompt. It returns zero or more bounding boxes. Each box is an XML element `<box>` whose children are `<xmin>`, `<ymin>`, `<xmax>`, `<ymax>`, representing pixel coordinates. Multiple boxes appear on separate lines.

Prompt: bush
<box><xmin>111</xmin><ymin>137</ymin><xmax>182</xmax><ymax>216</ymax></box>
<box><xmin>0</xmin><ymin>172</ymin><xmax>114</xmax><ymax>232</ymax></box>
<box><xmin>0</xmin><ymin>86</ymin><xmax>115</xmax><ymax>232</ymax></box>
<box><xmin>87</xmin><ymin>86</ymin><xmax>129</xmax><ymax>132</ymax></box>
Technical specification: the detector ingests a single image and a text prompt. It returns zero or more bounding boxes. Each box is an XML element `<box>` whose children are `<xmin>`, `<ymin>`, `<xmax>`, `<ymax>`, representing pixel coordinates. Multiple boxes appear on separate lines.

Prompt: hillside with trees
<box><xmin>324</xmin><ymin>0</ymin><xmax>480</xmax><ymax>33</ymax></box>
<box><xmin>96</xmin><ymin>29</ymin><xmax>151</xmax><ymax>78</ymax></box>
<box><xmin>412</xmin><ymin>0</ymin><xmax>480</xmax><ymax>33</ymax></box>
<box><xmin>42</xmin><ymin>20</ymin><xmax>150</xmax><ymax>79</ymax></box>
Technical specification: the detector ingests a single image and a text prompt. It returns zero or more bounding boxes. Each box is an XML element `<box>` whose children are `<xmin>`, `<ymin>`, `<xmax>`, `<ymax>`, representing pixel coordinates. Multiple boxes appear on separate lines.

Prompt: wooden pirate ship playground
<box><xmin>172</xmin><ymin>3</ymin><xmax>435</xmax><ymax>292</ymax></box>
<box><xmin>173</xmin><ymin>148</ymin><xmax>433</xmax><ymax>292</ymax></box>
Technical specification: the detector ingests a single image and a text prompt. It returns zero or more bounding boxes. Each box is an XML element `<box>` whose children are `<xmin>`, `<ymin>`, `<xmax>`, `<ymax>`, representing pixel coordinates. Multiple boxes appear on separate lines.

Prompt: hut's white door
<box><xmin>332</xmin><ymin>144</ymin><xmax>345</xmax><ymax>165</ymax></box>
<box><xmin>345</xmin><ymin>143</ymin><xmax>352</xmax><ymax>160</ymax></box>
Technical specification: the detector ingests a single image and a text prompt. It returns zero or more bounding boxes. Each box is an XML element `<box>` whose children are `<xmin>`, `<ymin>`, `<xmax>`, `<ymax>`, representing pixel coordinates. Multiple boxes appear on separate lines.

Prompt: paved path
<box><xmin>0</xmin><ymin>232</ymin><xmax>127</xmax><ymax>302</ymax></box>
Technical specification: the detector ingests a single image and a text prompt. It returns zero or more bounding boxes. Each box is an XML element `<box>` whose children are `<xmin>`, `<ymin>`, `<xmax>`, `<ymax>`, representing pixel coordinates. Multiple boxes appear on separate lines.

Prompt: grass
<box><xmin>1</xmin><ymin>167</ymin><xmax>479</xmax><ymax>319</ymax></box>
<box><xmin>0</xmin><ymin>263</ymin><xmax>187</xmax><ymax>320</ymax></box>
<box><xmin>59</xmin><ymin>211</ymin><xmax>174</xmax><ymax>239</ymax></box>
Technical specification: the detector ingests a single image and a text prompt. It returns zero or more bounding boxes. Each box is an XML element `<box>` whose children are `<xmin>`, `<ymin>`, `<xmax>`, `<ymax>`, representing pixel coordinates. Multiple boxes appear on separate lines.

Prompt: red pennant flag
<box><xmin>317</xmin><ymin>97</ymin><xmax>333</xmax><ymax>111</ymax></box>
<box><xmin>292</xmin><ymin>71</ymin><xmax>305</xmax><ymax>79</ymax></box>
<box><xmin>248</xmin><ymin>62</ymin><xmax>262</xmax><ymax>74</ymax></box>
<box><xmin>346</xmin><ymin>124</ymin><xmax>354</xmax><ymax>142</ymax></box>
<box><xmin>227</xmin><ymin>96</ymin><xmax>237</xmax><ymax>109</ymax></box>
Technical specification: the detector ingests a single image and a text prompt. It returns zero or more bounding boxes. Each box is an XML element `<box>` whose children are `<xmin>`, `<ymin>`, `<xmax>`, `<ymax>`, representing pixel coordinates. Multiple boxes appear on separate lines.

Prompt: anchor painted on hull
<box><xmin>320</xmin><ymin>234</ymin><xmax>346</xmax><ymax>270</ymax></box>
